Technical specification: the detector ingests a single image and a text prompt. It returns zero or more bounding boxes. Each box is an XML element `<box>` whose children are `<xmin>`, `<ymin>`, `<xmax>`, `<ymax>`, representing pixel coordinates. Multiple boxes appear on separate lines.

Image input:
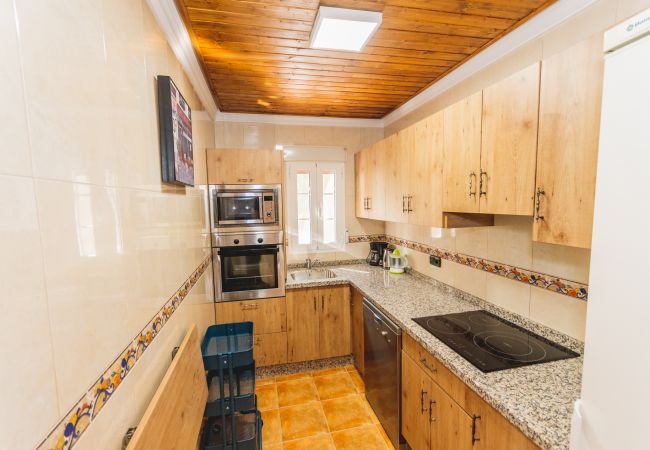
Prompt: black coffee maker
<box><xmin>367</xmin><ymin>241</ymin><xmax>389</xmax><ymax>266</ymax></box>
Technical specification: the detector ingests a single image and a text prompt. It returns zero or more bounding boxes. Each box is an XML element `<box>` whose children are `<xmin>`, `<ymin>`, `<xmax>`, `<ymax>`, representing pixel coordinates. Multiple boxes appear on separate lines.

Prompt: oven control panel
<box><xmin>262</xmin><ymin>193</ymin><xmax>276</xmax><ymax>223</ymax></box>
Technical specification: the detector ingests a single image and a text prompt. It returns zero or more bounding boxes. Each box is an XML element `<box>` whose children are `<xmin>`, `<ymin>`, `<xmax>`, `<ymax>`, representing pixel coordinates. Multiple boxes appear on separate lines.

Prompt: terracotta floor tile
<box><xmin>257</xmin><ymin>376</ymin><xmax>276</xmax><ymax>386</ymax></box>
<box><xmin>275</xmin><ymin>372</ymin><xmax>311</xmax><ymax>383</ymax></box>
<box><xmin>361</xmin><ymin>396</ymin><xmax>380</xmax><ymax>424</ymax></box>
<box><xmin>263</xmin><ymin>443</ymin><xmax>283</xmax><ymax>450</ymax></box>
<box><xmin>257</xmin><ymin>384</ymin><xmax>279</xmax><ymax>411</ymax></box>
<box><xmin>331</xmin><ymin>425</ymin><xmax>390</xmax><ymax>450</ymax></box>
<box><xmin>279</xmin><ymin>402</ymin><xmax>329</xmax><ymax>441</ymax></box>
<box><xmin>311</xmin><ymin>367</ymin><xmax>346</xmax><ymax>377</ymax></box>
<box><xmin>376</xmin><ymin>424</ymin><xmax>396</xmax><ymax>450</ymax></box>
<box><xmin>277</xmin><ymin>378</ymin><xmax>319</xmax><ymax>407</ymax></box>
<box><xmin>282</xmin><ymin>434</ymin><xmax>335</xmax><ymax>450</ymax></box>
<box><xmin>343</xmin><ymin>364</ymin><xmax>355</xmax><ymax>371</ymax></box>
<box><xmin>321</xmin><ymin>394</ymin><xmax>374</xmax><ymax>432</ymax></box>
<box><xmin>348</xmin><ymin>370</ymin><xmax>364</xmax><ymax>393</ymax></box>
<box><xmin>313</xmin><ymin>373</ymin><xmax>357</xmax><ymax>400</ymax></box>
<box><xmin>261</xmin><ymin>409</ymin><xmax>282</xmax><ymax>445</ymax></box>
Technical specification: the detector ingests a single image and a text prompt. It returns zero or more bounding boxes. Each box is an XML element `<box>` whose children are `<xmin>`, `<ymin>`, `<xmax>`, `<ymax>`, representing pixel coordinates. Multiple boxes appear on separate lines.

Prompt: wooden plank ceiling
<box><xmin>176</xmin><ymin>0</ymin><xmax>555</xmax><ymax>118</ymax></box>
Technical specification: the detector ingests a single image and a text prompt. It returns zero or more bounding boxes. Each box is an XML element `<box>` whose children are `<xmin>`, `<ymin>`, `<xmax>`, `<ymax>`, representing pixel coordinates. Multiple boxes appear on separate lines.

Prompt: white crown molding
<box><xmin>146</xmin><ymin>0</ymin><xmax>218</xmax><ymax>119</ymax></box>
<box><xmin>383</xmin><ymin>0</ymin><xmax>599</xmax><ymax>127</ymax></box>
<box><xmin>214</xmin><ymin>111</ymin><xmax>384</xmax><ymax>128</ymax></box>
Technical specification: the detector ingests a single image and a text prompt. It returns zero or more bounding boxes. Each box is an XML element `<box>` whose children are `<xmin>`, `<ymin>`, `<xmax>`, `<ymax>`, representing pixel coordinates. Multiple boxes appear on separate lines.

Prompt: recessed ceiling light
<box><xmin>310</xmin><ymin>6</ymin><xmax>382</xmax><ymax>52</ymax></box>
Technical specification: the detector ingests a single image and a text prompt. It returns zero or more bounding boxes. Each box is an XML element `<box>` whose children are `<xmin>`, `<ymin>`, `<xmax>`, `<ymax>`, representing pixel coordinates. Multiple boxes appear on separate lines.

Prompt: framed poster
<box><xmin>157</xmin><ymin>75</ymin><xmax>194</xmax><ymax>186</ymax></box>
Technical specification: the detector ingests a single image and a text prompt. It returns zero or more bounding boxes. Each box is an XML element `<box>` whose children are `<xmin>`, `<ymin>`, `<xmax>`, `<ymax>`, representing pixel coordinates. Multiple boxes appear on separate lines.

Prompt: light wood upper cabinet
<box><xmin>368</xmin><ymin>140</ymin><xmax>386</xmax><ymax>220</ymax></box>
<box><xmin>384</xmin><ymin>132</ymin><xmax>410</xmax><ymax>223</ymax></box>
<box><xmin>355</xmin><ymin>148</ymin><xmax>370</xmax><ymax>219</ymax></box>
<box><xmin>443</xmin><ymin>91</ymin><xmax>483</xmax><ymax>213</ymax></box>
<box><xmin>409</xmin><ymin>112</ymin><xmax>444</xmax><ymax>227</ymax></box>
<box><xmin>286</xmin><ymin>286</ymin><xmax>351</xmax><ymax>363</ymax></box>
<box><xmin>206</xmin><ymin>148</ymin><xmax>283</xmax><ymax>185</ymax></box>
<box><xmin>534</xmin><ymin>35</ymin><xmax>603</xmax><ymax>249</ymax></box>
<box><xmin>480</xmin><ymin>63</ymin><xmax>540</xmax><ymax>216</ymax></box>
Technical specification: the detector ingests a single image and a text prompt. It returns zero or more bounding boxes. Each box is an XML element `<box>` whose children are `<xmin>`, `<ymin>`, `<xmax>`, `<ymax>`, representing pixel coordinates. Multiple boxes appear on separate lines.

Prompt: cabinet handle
<box><xmin>321</xmin><ymin>295</ymin><xmax>324</xmax><ymax>310</ymax></box>
<box><xmin>535</xmin><ymin>187</ymin><xmax>545</xmax><ymax>221</ymax></box>
<box><xmin>479</xmin><ymin>170</ymin><xmax>488</xmax><ymax>198</ymax></box>
<box><xmin>420</xmin><ymin>389</ymin><xmax>428</xmax><ymax>413</ymax></box>
<box><xmin>468</xmin><ymin>172</ymin><xmax>477</xmax><ymax>197</ymax></box>
<box><xmin>313</xmin><ymin>297</ymin><xmax>316</xmax><ymax>311</ymax></box>
<box><xmin>420</xmin><ymin>357</ymin><xmax>437</xmax><ymax>374</ymax></box>
<box><xmin>472</xmin><ymin>415</ymin><xmax>481</xmax><ymax>444</ymax></box>
<box><xmin>363</xmin><ymin>197</ymin><xmax>367</xmax><ymax>210</ymax></box>
<box><xmin>241</xmin><ymin>303</ymin><xmax>259</xmax><ymax>310</ymax></box>
<box><xmin>407</xmin><ymin>196</ymin><xmax>413</xmax><ymax>212</ymax></box>
<box><xmin>367</xmin><ymin>197</ymin><xmax>372</xmax><ymax>210</ymax></box>
<box><xmin>429</xmin><ymin>399</ymin><xmax>437</xmax><ymax>422</ymax></box>
<box><xmin>402</xmin><ymin>196</ymin><xmax>407</xmax><ymax>212</ymax></box>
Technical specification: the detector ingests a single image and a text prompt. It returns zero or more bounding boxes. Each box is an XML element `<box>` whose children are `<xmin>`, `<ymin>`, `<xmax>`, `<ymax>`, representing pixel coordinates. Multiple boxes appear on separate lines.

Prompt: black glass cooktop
<box><xmin>413</xmin><ymin>310</ymin><xmax>579</xmax><ymax>373</ymax></box>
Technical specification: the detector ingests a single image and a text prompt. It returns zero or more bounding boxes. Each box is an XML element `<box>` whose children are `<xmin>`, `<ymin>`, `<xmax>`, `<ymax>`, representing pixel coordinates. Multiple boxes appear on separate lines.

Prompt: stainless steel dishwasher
<box><xmin>363</xmin><ymin>298</ymin><xmax>402</xmax><ymax>448</ymax></box>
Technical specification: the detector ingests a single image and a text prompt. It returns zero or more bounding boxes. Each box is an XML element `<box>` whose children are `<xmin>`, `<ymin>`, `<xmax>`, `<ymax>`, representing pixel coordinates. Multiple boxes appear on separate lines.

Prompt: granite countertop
<box><xmin>286</xmin><ymin>264</ymin><xmax>583</xmax><ymax>450</ymax></box>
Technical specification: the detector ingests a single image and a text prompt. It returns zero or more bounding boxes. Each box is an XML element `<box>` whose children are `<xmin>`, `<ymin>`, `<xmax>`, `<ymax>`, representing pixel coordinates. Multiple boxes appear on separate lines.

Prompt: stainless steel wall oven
<box><xmin>212</xmin><ymin>231</ymin><xmax>285</xmax><ymax>302</ymax></box>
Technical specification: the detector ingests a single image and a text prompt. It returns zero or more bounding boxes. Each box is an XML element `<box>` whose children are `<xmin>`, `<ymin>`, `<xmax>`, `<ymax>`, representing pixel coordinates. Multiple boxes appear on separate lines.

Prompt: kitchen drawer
<box><xmin>254</xmin><ymin>332</ymin><xmax>288</xmax><ymax>367</ymax></box>
<box><xmin>402</xmin><ymin>333</ymin><xmax>468</xmax><ymax>409</ymax></box>
<box><xmin>215</xmin><ymin>297</ymin><xmax>287</xmax><ymax>334</ymax></box>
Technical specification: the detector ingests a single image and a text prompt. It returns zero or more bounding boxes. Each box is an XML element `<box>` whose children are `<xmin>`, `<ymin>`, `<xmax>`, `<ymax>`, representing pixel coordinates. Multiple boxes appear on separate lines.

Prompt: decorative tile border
<box><xmin>348</xmin><ymin>234</ymin><xmax>588</xmax><ymax>300</ymax></box>
<box><xmin>37</xmin><ymin>255</ymin><xmax>212</xmax><ymax>450</ymax></box>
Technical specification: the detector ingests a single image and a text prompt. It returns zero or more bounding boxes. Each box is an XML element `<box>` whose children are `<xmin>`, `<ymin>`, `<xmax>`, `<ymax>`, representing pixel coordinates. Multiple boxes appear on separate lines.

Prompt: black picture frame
<box><xmin>157</xmin><ymin>75</ymin><xmax>194</xmax><ymax>186</ymax></box>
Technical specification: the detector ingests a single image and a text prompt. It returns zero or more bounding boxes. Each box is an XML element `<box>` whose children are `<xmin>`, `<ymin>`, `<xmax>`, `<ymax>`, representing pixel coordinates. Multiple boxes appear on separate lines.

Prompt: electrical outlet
<box><xmin>429</xmin><ymin>255</ymin><xmax>442</xmax><ymax>267</ymax></box>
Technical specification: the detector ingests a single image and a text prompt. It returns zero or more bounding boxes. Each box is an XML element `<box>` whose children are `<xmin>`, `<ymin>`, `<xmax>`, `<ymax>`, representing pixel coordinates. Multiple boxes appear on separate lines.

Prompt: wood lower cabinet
<box><xmin>254</xmin><ymin>333</ymin><xmax>288</xmax><ymax>367</ymax></box>
<box><xmin>206</xmin><ymin>148</ymin><xmax>283</xmax><ymax>185</ymax></box>
<box><xmin>402</xmin><ymin>334</ymin><xmax>540</xmax><ymax>450</ymax></box>
<box><xmin>534</xmin><ymin>34</ymin><xmax>603</xmax><ymax>248</ymax></box>
<box><xmin>215</xmin><ymin>297</ymin><xmax>288</xmax><ymax>367</ymax></box>
<box><xmin>351</xmin><ymin>288</ymin><xmax>364</xmax><ymax>374</ymax></box>
<box><xmin>286</xmin><ymin>286</ymin><xmax>351</xmax><ymax>363</ymax></box>
<box><xmin>215</xmin><ymin>297</ymin><xmax>286</xmax><ymax>334</ymax></box>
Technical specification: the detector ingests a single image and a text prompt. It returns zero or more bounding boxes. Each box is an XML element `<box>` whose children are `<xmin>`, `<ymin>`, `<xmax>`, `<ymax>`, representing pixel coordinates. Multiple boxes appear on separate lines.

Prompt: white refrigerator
<box><xmin>570</xmin><ymin>8</ymin><xmax>650</xmax><ymax>450</ymax></box>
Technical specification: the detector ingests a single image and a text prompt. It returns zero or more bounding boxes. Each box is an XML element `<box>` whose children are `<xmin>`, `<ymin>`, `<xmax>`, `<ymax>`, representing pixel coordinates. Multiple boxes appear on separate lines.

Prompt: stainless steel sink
<box><xmin>290</xmin><ymin>268</ymin><xmax>337</xmax><ymax>281</ymax></box>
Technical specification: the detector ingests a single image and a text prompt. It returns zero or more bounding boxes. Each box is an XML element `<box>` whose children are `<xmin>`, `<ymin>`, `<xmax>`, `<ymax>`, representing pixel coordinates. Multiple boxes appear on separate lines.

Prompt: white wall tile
<box><xmin>455</xmin><ymin>226</ymin><xmax>488</xmax><ymax>259</ymax></box>
<box><xmin>530</xmin><ymin>288</ymin><xmax>588</xmax><ymax>341</ymax></box>
<box><xmin>487</xmin><ymin>215</ymin><xmax>533</xmax><ymax>268</ymax></box>
<box><xmin>532</xmin><ymin>242</ymin><xmax>591</xmax><ymax>283</ymax></box>
<box><xmin>0</xmin><ymin>0</ymin><xmax>32</xmax><ymax>177</ymax></box>
<box><xmin>0</xmin><ymin>175</ymin><xmax>59</xmax><ymax>449</ymax></box>
<box><xmin>485</xmin><ymin>273</ymin><xmax>531</xmax><ymax>318</ymax></box>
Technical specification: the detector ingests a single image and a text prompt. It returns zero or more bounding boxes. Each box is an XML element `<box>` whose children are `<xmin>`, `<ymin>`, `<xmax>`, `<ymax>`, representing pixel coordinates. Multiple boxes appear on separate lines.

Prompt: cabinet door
<box><xmin>254</xmin><ymin>332</ymin><xmax>288</xmax><ymax>367</ymax></box>
<box><xmin>319</xmin><ymin>286</ymin><xmax>351</xmax><ymax>359</ymax></box>
<box><xmin>351</xmin><ymin>288</ymin><xmax>364</xmax><ymax>375</ymax></box>
<box><xmin>409</xmin><ymin>112</ymin><xmax>444</xmax><ymax>227</ymax></box>
<box><xmin>480</xmin><ymin>63</ymin><xmax>540</xmax><ymax>215</ymax></box>
<box><xmin>355</xmin><ymin>149</ymin><xmax>369</xmax><ymax>219</ymax></box>
<box><xmin>384</xmin><ymin>133</ymin><xmax>410</xmax><ymax>223</ymax></box>
<box><xmin>430</xmin><ymin>381</ymin><xmax>473</xmax><ymax>450</ymax></box>
<box><xmin>442</xmin><ymin>92</ymin><xmax>482</xmax><ymax>213</ymax></box>
<box><xmin>215</xmin><ymin>297</ymin><xmax>286</xmax><ymax>334</ymax></box>
<box><xmin>465</xmin><ymin>388</ymin><xmax>540</xmax><ymax>450</ymax></box>
<box><xmin>286</xmin><ymin>288</ymin><xmax>320</xmax><ymax>362</ymax></box>
<box><xmin>401</xmin><ymin>352</ymin><xmax>431</xmax><ymax>450</ymax></box>
<box><xmin>206</xmin><ymin>149</ymin><xmax>283</xmax><ymax>185</ymax></box>
<box><xmin>368</xmin><ymin>140</ymin><xmax>386</xmax><ymax>220</ymax></box>
<box><xmin>534</xmin><ymin>35</ymin><xmax>603</xmax><ymax>248</ymax></box>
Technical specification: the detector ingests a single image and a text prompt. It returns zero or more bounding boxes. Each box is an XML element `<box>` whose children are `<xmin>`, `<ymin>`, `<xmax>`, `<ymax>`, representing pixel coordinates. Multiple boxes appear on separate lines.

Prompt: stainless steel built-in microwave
<box><xmin>209</xmin><ymin>184</ymin><xmax>281</xmax><ymax>233</ymax></box>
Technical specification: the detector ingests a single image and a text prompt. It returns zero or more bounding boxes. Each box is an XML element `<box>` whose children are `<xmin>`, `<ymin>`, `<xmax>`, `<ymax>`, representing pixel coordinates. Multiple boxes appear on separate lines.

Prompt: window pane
<box><xmin>297</xmin><ymin>172</ymin><xmax>310</xmax><ymax>194</ymax></box>
<box><xmin>322</xmin><ymin>172</ymin><xmax>335</xmax><ymax>194</ymax></box>
<box><xmin>298</xmin><ymin>219</ymin><xmax>311</xmax><ymax>244</ymax></box>
<box><xmin>322</xmin><ymin>193</ymin><xmax>335</xmax><ymax>220</ymax></box>
<box><xmin>297</xmin><ymin>193</ymin><xmax>310</xmax><ymax>220</ymax></box>
<box><xmin>323</xmin><ymin>219</ymin><xmax>335</xmax><ymax>244</ymax></box>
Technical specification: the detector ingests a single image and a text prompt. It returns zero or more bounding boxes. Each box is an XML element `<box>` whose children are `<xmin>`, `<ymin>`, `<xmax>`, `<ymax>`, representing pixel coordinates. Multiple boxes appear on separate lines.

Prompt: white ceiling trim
<box><xmin>146</xmin><ymin>0</ymin><xmax>218</xmax><ymax>119</ymax></box>
<box><xmin>383</xmin><ymin>0</ymin><xmax>600</xmax><ymax>126</ymax></box>
<box><xmin>214</xmin><ymin>111</ymin><xmax>384</xmax><ymax>128</ymax></box>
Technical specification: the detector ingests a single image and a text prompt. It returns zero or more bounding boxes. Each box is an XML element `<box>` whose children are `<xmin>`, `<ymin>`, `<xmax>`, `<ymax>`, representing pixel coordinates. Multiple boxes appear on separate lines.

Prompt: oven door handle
<box><xmin>217</xmin><ymin>246</ymin><xmax>280</xmax><ymax>257</ymax></box>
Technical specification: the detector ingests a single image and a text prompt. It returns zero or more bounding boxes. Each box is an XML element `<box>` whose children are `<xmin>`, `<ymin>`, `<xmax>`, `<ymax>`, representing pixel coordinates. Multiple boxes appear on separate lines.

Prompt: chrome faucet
<box><xmin>305</xmin><ymin>258</ymin><xmax>320</xmax><ymax>270</ymax></box>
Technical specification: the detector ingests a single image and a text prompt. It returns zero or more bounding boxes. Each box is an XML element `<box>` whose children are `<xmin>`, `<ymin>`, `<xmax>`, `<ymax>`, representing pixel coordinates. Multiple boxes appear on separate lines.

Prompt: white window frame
<box><xmin>286</xmin><ymin>161</ymin><xmax>346</xmax><ymax>253</ymax></box>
